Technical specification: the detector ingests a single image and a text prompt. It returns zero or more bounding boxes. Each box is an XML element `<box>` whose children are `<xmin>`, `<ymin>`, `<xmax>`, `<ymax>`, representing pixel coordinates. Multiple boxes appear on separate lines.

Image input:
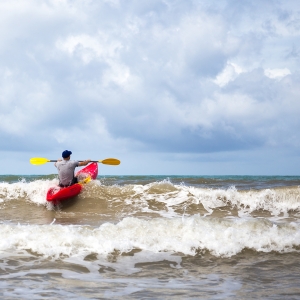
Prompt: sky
<box><xmin>1</xmin><ymin>0</ymin><xmax>300</xmax><ymax>175</ymax></box>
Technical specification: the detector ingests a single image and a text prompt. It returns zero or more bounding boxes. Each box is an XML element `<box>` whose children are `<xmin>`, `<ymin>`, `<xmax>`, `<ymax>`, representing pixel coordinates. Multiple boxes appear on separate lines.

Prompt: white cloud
<box><xmin>56</xmin><ymin>33</ymin><xmax>123</xmax><ymax>64</ymax></box>
<box><xmin>214</xmin><ymin>63</ymin><xmax>244</xmax><ymax>87</ymax></box>
<box><xmin>264</xmin><ymin>68</ymin><xmax>291</xmax><ymax>79</ymax></box>
<box><xmin>0</xmin><ymin>0</ymin><xmax>300</xmax><ymax>174</ymax></box>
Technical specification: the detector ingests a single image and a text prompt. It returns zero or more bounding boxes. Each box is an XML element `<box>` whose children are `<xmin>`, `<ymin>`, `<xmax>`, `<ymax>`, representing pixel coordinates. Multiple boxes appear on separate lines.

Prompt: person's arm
<box><xmin>54</xmin><ymin>159</ymin><xmax>62</xmax><ymax>167</ymax></box>
<box><xmin>78</xmin><ymin>159</ymin><xmax>91</xmax><ymax>166</ymax></box>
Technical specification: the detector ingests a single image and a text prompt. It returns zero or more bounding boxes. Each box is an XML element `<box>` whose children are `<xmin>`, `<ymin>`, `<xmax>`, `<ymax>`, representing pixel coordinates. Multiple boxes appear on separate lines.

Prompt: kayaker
<box><xmin>55</xmin><ymin>150</ymin><xmax>91</xmax><ymax>187</ymax></box>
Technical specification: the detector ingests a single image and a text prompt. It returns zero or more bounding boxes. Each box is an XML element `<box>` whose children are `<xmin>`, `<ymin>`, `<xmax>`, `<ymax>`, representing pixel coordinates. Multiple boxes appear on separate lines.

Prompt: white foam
<box><xmin>1</xmin><ymin>179</ymin><xmax>300</xmax><ymax>217</ymax></box>
<box><xmin>186</xmin><ymin>186</ymin><xmax>300</xmax><ymax>216</ymax></box>
<box><xmin>0</xmin><ymin>179</ymin><xmax>57</xmax><ymax>206</ymax></box>
<box><xmin>0</xmin><ymin>216</ymin><xmax>299</xmax><ymax>258</ymax></box>
<box><xmin>122</xmin><ymin>182</ymin><xmax>300</xmax><ymax>217</ymax></box>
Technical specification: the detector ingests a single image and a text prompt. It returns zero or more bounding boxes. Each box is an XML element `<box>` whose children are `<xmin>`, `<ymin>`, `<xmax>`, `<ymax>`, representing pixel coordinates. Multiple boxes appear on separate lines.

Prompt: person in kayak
<box><xmin>55</xmin><ymin>150</ymin><xmax>91</xmax><ymax>187</ymax></box>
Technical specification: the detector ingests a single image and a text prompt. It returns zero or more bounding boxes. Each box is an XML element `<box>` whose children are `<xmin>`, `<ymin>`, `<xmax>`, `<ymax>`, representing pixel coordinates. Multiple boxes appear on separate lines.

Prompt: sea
<box><xmin>0</xmin><ymin>174</ymin><xmax>300</xmax><ymax>299</ymax></box>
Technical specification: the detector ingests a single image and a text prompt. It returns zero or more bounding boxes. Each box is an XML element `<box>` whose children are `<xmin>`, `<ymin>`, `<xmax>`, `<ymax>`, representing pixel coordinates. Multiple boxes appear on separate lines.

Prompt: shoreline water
<box><xmin>0</xmin><ymin>175</ymin><xmax>299</xmax><ymax>298</ymax></box>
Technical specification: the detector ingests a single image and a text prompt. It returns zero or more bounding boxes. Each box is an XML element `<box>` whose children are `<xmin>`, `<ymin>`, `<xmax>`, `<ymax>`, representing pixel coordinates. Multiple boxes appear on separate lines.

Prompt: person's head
<box><xmin>62</xmin><ymin>150</ymin><xmax>72</xmax><ymax>160</ymax></box>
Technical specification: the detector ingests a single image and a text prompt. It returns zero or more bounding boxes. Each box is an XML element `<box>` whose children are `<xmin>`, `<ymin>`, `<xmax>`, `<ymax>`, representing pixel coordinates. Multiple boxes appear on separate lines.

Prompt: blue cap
<box><xmin>62</xmin><ymin>150</ymin><xmax>72</xmax><ymax>158</ymax></box>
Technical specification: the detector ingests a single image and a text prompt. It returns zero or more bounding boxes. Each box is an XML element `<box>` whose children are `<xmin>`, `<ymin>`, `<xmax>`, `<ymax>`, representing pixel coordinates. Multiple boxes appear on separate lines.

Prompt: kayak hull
<box><xmin>76</xmin><ymin>162</ymin><xmax>98</xmax><ymax>181</ymax></box>
<box><xmin>46</xmin><ymin>162</ymin><xmax>98</xmax><ymax>203</ymax></box>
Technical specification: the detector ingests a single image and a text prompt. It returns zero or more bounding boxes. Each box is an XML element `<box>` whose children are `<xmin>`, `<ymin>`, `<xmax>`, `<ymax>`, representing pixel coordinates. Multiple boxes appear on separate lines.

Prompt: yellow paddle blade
<box><xmin>99</xmin><ymin>158</ymin><xmax>120</xmax><ymax>165</ymax></box>
<box><xmin>30</xmin><ymin>157</ymin><xmax>51</xmax><ymax>165</ymax></box>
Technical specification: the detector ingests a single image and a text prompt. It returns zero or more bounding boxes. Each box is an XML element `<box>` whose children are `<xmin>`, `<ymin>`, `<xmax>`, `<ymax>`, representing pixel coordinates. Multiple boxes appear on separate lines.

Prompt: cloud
<box><xmin>0</xmin><ymin>0</ymin><xmax>300</xmax><ymax>174</ymax></box>
<box><xmin>264</xmin><ymin>68</ymin><xmax>291</xmax><ymax>79</ymax></box>
<box><xmin>214</xmin><ymin>63</ymin><xmax>244</xmax><ymax>87</ymax></box>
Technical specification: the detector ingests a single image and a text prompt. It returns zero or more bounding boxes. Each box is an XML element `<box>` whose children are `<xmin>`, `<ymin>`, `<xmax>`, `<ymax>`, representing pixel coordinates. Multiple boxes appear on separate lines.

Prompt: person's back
<box><xmin>55</xmin><ymin>150</ymin><xmax>90</xmax><ymax>187</ymax></box>
<box><xmin>55</xmin><ymin>159</ymin><xmax>79</xmax><ymax>186</ymax></box>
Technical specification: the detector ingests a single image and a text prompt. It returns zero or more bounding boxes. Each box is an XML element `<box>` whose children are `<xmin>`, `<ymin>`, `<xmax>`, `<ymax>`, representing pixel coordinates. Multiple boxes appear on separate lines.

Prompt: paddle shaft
<box><xmin>49</xmin><ymin>160</ymin><xmax>97</xmax><ymax>162</ymax></box>
<box><xmin>47</xmin><ymin>160</ymin><xmax>118</xmax><ymax>164</ymax></box>
<box><xmin>30</xmin><ymin>157</ymin><xmax>120</xmax><ymax>165</ymax></box>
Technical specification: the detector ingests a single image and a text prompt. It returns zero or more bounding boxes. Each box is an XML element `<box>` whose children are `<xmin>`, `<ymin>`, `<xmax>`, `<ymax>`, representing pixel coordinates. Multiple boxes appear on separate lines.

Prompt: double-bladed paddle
<box><xmin>30</xmin><ymin>157</ymin><xmax>120</xmax><ymax>166</ymax></box>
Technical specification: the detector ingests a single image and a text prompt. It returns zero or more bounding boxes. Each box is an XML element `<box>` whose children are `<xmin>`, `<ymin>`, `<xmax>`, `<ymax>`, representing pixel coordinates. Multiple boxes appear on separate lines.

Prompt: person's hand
<box><xmin>54</xmin><ymin>158</ymin><xmax>62</xmax><ymax>167</ymax></box>
<box><xmin>84</xmin><ymin>159</ymin><xmax>91</xmax><ymax>165</ymax></box>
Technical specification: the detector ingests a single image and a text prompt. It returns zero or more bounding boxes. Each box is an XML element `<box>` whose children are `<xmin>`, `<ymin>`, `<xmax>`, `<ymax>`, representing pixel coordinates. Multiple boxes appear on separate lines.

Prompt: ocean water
<box><xmin>0</xmin><ymin>174</ymin><xmax>300</xmax><ymax>299</ymax></box>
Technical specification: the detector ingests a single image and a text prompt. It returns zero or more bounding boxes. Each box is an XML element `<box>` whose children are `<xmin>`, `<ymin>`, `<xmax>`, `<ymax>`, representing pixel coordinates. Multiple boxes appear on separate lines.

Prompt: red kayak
<box><xmin>46</xmin><ymin>162</ymin><xmax>98</xmax><ymax>203</ymax></box>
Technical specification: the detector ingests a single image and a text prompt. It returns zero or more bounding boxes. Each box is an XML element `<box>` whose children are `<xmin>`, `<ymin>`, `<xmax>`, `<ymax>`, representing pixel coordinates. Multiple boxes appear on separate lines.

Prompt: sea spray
<box><xmin>1</xmin><ymin>216</ymin><xmax>300</xmax><ymax>258</ymax></box>
<box><xmin>0</xmin><ymin>179</ymin><xmax>300</xmax><ymax>217</ymax></box>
